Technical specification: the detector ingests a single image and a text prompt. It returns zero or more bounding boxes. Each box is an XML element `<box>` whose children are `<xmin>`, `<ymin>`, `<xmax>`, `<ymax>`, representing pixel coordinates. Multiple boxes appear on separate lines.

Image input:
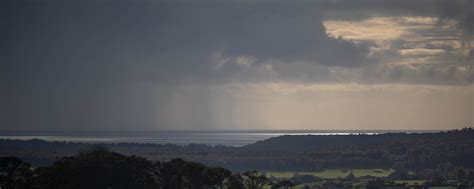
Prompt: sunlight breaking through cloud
<box><xmin>323</xmin><ymin>16</ymin><xmax>469</xmax><ymax>65</ymax></box>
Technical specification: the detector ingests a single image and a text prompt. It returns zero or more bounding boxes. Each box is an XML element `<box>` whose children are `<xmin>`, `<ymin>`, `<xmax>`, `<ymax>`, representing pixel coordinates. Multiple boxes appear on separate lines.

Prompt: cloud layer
<box><xmin>1</xmin><ymin>0</ymin><xmax>473</xmax><ymax>131</ymax></box>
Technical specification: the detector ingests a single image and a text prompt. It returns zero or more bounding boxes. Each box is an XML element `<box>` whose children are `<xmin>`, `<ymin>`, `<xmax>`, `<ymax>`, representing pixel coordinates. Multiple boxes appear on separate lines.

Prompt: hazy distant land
<box><xmin>1</xmin><ymin>129</ymin><xmax>472</xmax><ymax>171</ymax></box>
<box><xmin>0</xmin><ymin>130</ymin><xmax>438</xmax><ymax>146</ymax></box>
<box><xmin>2</xmin><ymin>128</ymin><xmax>474</xmax><ymax>188</ymax></box>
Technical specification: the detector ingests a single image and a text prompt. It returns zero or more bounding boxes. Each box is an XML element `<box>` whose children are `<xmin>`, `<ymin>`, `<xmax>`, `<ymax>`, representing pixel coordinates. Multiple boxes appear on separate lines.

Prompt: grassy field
<box><xmin>266</xmin><ymin>169</ymin><xmax>393</xmax><ymax>179</ymax></box>
<box><xmin>263</xmin><ymin>171</ymin><xmax>431</xmax><ymax>189</ymax></box>
<box><xmin>291</xmin><ymin>180</ymin><xmax>427</xmax><ymax>189</ymax></box>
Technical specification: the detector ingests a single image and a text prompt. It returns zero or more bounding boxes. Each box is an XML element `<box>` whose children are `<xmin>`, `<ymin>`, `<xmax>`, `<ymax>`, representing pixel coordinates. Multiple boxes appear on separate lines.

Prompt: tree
<box><xmin>0</xmin><ymin>156</ymin><xmax>32</xmax><ymax>189</ymax></box>
<box><xmin>33</xmin><ymin>148</ymin><xmax>160</xmax><ymax>189</ymax></box>
<box><xmin>428</xmin><ymin>176</ymin><xmax>446</xmax><ymax>186</ymax></box>
<box><xmin>2</xmin><ymin>149</ymin><xmax>236</xmax><ymax>189</ymax></box>
<box><xmin>367</xmin><ymin>178</ymin><xmax>386</xmax><ymax>189</ymax></box>
<box><xmin>226</xmin><ymin>173</ymin><xmax>245</xmax><ymax>189</ymax></box>
<box><xmin>244</xmin><ymin>170</ymin><xmax>268</xmax><ymax>189</ymax></box>
<box><xmin>455</xmin><ymin>167</ymin><xmax>466</xmax><ymax>181</ymax></box>
<box><xmin>158</xmin><ymin>158</ymin><xmax>233</xmax><ymax>189</ymax></box>
<box><xmin>277</xmin><ymin>180</ymin><xmax>295</xmax><ymax>189</ymax></box>
<box><xmin>467</xmin><ymin>171</ymin><xmax>474</xmax><ymax>180</ymax></box>
<box><xmin>345</xmin><ymin>172</ymin><xmax>355</xmax><ymax>180</ymax></box>
<box><xmin>202</xmin><ymin>167</ymin><xmax>231</xmax><ymax>189</ymax></box>
<box><xmin>159</xmin><ymin>158</ymin><xmax>208</xmax><ymax>189</ymax></box>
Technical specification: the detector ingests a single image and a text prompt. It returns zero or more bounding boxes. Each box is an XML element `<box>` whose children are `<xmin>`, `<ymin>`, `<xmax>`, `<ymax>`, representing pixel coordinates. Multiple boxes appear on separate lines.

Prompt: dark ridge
<box><xmin>242</xmin><ymin>129</ymin><xmax>474</xmax><ymax>152</ymax></box>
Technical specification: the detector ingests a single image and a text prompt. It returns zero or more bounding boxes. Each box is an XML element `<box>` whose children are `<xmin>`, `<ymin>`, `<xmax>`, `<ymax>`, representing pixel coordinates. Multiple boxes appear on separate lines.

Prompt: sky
<box><xmin>1</xmin><ymin>0</ymin><xmax>473</xmax><ymax>131</ymax></box>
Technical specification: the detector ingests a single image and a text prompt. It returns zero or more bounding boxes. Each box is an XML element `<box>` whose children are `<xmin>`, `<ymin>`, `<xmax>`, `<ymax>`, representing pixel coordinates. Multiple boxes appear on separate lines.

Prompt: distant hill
<box><xmin>242</xmin><ymin>133</ymin><xmax>408</xmax><ymax>152</ymax></box>
<box><xmin>1</xmin><ymin>128</ymin><xmax>474</xmax><ymax>171</ymax></box>
<box><xmin>242</xmin><ymin>129</ymin><xmax>474</xmax><ymax>152</ymax></box>
<box><xmin>239</xmin><ymin>128</ymin><xmax>474</xmax><ymax>170</ymax></box>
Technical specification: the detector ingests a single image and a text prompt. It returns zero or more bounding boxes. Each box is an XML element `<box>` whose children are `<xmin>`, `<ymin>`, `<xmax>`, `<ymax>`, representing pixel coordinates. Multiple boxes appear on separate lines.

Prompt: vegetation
<box><xmin>1</xmin><ymin>148</ymin><xmax>292</xmax><ymax>189</ymax></box>
<box><xmin>1</xmin><ymin>128</ymin><xmax>474</xmax><ymax>188</ymax></box>
<box><xmin>0</xmin><ymin>156</ymin><xmax>32</xmax><ymax>189</ymax></box>
<box><xmin>1</xmin><ymin>148</ymin><xmax>474</xmax><ymax>188</ymax></box>
<box><xmin>266</xmin><ymin>169</ymin><xmax>393</xmax><ymax>179</ymax></box>
<box><xmin>3</xmin><ymin>128</ymin><xmax>474</xmax><ymax>172</ymax></box>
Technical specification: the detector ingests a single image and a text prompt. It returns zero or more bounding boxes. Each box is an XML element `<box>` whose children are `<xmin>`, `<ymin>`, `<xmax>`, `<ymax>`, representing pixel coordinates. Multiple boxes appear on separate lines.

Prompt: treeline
<box><xmin>0</xmin><ymin>148</ymin><xmax>293</xmax><ymax>189</ymax></box>
<box><xmin>1</xmin><ymin>128</ymin><xmax>474</xmax><ymax>172</ymax></box>
<box><xmin>0</xmin><ymin>138</ymin><xmax>236</xmax><ymax>167</ymax></box>
<box><xmin>234</xmin><ymin>127</ymin><xmax>474</xmax><ymax>171</ymax></box>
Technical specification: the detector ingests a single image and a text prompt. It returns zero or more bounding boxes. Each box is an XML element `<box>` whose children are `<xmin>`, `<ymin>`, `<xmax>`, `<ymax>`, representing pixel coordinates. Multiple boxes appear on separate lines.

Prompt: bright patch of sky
<box><xmin>323</xmin><ymin>16</ymin><xmax>470</xmax><ymax>65</ymax></box>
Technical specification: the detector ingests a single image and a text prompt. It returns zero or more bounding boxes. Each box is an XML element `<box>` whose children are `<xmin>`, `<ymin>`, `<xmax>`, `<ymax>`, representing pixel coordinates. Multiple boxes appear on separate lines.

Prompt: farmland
<box><xmin>266</xmin><ymin>169</ymin><xmax>394</xmax><ymax>179</ymax></box>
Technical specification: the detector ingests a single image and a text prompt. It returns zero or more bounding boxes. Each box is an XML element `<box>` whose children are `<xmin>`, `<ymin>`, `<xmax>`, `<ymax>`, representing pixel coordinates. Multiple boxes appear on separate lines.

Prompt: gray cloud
<box><xmin>1</xmin><ymin>0</ymin><xmax>369</xmax><ymax>87</ymax></box>
<box><xmin>2</xmin><ymin>0</ymin><xmax>473</xmax><ymax>86</ymax></box>
<box><xmin>1</xmin><ymin>0</ymin><xmax>473</xmax><ymax>131</ymax></box>
<box><xmin>319</xmin><ymin>0</ymin><xmax>474</xmax><ymax>60</ymax></box>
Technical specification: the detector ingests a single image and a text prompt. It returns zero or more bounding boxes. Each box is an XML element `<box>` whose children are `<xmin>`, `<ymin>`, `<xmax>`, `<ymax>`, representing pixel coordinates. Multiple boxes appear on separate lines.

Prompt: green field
<box><xmin>266</xmin><ymin>169</ymin><xmax>393</xmax><ymax>179</ymax></box>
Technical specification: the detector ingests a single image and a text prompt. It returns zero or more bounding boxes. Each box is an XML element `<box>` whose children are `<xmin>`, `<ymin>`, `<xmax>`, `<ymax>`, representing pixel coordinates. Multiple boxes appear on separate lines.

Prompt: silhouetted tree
<box><xmin>275</xmin><ymin>180</ymin><xmax>294</xmax><ymax>189</ymax></box>
<box><xmin>455</xmin><ymin>167</ymin><xmax>466</xmax><ymax>181</ymax></box>
<box><xmin>244</xmin><ymin>170</ymin><xmax>267</xmax><ymax>189</ymax></box>
<box><xmin>202</xmin><ymin>167</ymin><xmax>231</xmax><ymax>189</ymax></box>
<box><xmin>0</xmin><ymin>156</ymin><xmax>32</xmax><ymax>189</ymax></box>
<box><xmin>345</xmin><ymin>172</ymin><xmax>355</xmax><ymax>180</ymax></box>
<box><xmin>30</xmin><ymin>149</ymin><xmax>235</xmax><ymax>189</ymax></box>
<box><xmin>467</xmin><ymin>171</ymin><xmax>474</xmax><ymax>180</ymax></box>
<box><xmin>367</xmin><ymin>178</ymin><xmax>385</xmax><ymax>189</ymax></box>
<box><xmin>428</xmin><ymin>176</ymin><xmax>447</xmax><ymax>186</ymax></box>
<box><xmin>159</xmin><ymin>158</ymin><xmax>207</xmax><ymax>189</ymax></box>
<box><xmin>33</xmin><ymin>147</ymin><xmax>159</xmax><ymax>189</ymax></box>
<box><xmin>226</xmin><ymin>173</ymin><xmax>244</xmax><ymax>189</ymax></box>
<box><xmin>159</xmin><ymin>158</ymin><xmax>231</xmax><ymax>189</ymax></box>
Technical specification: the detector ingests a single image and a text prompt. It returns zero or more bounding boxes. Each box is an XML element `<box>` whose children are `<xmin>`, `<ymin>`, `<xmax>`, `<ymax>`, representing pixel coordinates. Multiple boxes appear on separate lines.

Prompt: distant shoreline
<box><xmin>0</xmin><ymin>129</ymin><xmax>443</xmax><ymax>147</ymax></box>
<box><xmin>0</xmin><ymin>129</ymin><xmax>445</xmax><ymax>134</ymax></box>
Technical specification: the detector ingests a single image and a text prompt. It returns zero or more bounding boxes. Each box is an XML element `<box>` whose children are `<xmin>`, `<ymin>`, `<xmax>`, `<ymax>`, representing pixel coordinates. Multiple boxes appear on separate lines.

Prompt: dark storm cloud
<box><xmin>435</xmin><ymin>0</ymin><xmax>474</xmax><ymax>60</ymax></box>
<box><xmin>1</xmin><ymin>0</ymin><xmax>473</xmax><ymax>131</ymax></box>
<box><xmin>0</xmin><ymin>0</ymin><xmax>362</xmax><ymax>130</ymax></box>
<box><xmin>210</xmin><ymin>3</ymin><xmax>367</xmax><ymax>67</ymax></box>
<box><xmin>436</xmin><ymin>0</ymin><xmax>474</xmax><ymax>36</ymax></box>
<box><xmin>2</xmin><ymin>0</ymin><xmax>472</xmax><ymax>87</ymax></box>
<box><xmin>1</xmin><ymin>0</ymin><xmax>368</xmax><ymax>88</ymax></box>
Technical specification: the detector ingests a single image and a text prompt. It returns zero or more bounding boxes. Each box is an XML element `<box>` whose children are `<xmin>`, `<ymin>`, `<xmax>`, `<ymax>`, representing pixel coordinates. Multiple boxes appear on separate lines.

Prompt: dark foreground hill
<box><xmin>0</xmin><ymin>148</ymin><xmax>254</xmax><ymax>189</ymax></box>
<box><xmin>2</xmin><ymin>131</ymin><xmax>474</xmax><ymax>189</ymax></box>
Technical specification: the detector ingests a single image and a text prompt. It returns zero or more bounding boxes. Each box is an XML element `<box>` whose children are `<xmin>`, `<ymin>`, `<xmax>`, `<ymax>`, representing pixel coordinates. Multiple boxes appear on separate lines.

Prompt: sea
<box><xmin>0</xmin><ymin>130</ymin><xmax>437</xmax><ymax>147</ymax></box>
